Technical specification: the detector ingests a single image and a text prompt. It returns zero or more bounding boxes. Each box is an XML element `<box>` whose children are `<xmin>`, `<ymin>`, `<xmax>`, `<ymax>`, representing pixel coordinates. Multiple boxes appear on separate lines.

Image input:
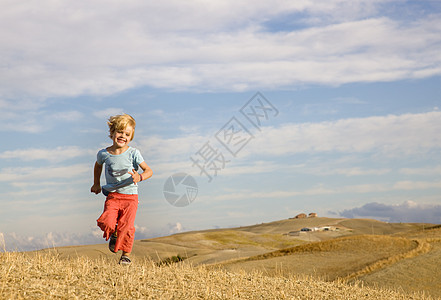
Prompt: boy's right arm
<box><xmin>90</xmin><ymin>162</ymin><xmax>103</xmax><ymax>194</ymax></box>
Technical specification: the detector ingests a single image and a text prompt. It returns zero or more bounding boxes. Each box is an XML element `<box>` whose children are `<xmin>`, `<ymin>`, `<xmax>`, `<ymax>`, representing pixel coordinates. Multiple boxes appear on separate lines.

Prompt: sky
<box><xmin>1</xmin><ymin>0</ymin><xmax>441</xmax><ymax>251</ymax></box>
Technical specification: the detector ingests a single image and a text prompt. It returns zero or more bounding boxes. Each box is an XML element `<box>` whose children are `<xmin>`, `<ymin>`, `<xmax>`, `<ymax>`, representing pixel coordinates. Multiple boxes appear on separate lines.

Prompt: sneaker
<box><xmin>109</xmin><ymin>231</ymin><xmax>117</xmax><ymax>253</ymax></box>
<box><xmin>119</xmin><ymin>255</ymin><xmax>131</xmax><ymax>265</ymax></box>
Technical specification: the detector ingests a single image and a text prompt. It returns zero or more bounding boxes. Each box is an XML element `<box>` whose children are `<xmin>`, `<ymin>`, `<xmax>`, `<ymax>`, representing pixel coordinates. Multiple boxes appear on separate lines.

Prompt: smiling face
<box><xmin>111</xmin><ymin>125</ymin><xmax>134</xmax><ymax>149</ymax></box>
<box><xmin>107</xmin><ymin>114</ymin><xmax>136</xmax><ymax>147</ymax></box>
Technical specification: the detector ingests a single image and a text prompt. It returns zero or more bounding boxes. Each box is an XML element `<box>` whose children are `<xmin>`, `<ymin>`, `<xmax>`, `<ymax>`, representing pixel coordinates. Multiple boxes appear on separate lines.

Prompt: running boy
<box><xmin>91</xmin><ymin>114</ymin><xmax>152</xmax><ymax>265</ymax></box>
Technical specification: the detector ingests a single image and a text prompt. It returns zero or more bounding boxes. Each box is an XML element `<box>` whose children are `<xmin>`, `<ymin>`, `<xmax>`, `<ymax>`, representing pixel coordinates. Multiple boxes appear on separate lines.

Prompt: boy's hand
<box><xmin>91</xmin><ymin>184</ymin><xmax>102</xmax><ymax>194</ymax></box>
<box><xmin>128</xmin><ymin>169</ymin><xmax>142</xmax><ymax>184</ymax></box>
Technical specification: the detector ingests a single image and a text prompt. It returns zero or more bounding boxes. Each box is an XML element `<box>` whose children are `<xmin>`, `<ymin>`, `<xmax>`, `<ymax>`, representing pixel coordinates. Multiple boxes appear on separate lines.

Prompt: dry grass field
<box><xmin>0</xmin><ymin>250</ymin><xmax>434</xmax><ymax>299</ymax></box>
<box><xmin>1</xmin><ymin>217</ymin><xmax>440</xmax><ymax>299</ymax></box>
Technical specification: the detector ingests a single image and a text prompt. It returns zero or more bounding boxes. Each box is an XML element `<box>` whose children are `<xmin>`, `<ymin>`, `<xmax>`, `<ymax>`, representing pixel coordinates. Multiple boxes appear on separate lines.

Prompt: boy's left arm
<box><xmin>129</xmin><ymin>161</ymin><xmax>153</xmax><ymax>184</ymax></box>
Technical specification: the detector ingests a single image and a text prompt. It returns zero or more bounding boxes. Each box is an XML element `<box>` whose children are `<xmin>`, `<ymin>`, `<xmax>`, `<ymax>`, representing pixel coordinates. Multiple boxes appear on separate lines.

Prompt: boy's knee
<box><xmin>97</xmin><ymin>216</ymin><xmax>117</xmax><ymax>230</ymax></box>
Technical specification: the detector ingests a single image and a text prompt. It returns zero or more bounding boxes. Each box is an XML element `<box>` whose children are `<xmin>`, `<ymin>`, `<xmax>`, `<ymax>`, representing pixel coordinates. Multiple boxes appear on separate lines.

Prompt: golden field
<box><xmin>1</xmin><ymin>217</ymin><xmax>440</xmax><ymax>299</ymax></box>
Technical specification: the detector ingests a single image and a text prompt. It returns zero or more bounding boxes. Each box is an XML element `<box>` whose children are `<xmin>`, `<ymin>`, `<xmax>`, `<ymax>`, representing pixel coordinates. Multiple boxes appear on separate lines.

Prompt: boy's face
<box><xmin>111</xmin><ymin>125</ymin><xmax>134</xmax><ymax>148</ymax></box>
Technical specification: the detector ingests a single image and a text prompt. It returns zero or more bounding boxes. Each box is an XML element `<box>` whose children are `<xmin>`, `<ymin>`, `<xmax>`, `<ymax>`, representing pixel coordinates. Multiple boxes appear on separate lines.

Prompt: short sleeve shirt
<box><xmin>97</xmin><ymin>147</ymin><xmax>144</xmax><ymax>195</ymax></box>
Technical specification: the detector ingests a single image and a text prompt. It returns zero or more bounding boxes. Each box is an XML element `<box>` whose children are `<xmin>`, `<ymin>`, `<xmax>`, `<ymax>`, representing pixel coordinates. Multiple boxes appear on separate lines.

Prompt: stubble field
<box><xmin>1</xmin><ymin>217</ymin><xmax>440</xmax><ymax>299</ymax></box>
<box><xmin>0</xmin><ymin>250</ymin><xmax>433</xmax><ymax>299</ymax></box>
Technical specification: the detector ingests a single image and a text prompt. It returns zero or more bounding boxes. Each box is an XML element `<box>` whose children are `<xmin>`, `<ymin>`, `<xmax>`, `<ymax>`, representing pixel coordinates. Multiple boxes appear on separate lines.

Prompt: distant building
<box><xmin>308</xmin><ymin>213</ymin><xmax>317</xmax><ymax>218</ymax></box>
<box><xmin>295</xmin><ymin>213</ymin><xmax>307</xmax><ymax>219</ymax></box>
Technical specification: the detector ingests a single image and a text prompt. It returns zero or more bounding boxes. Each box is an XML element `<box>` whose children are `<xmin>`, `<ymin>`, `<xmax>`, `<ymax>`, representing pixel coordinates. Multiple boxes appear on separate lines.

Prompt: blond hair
<box><xmin>107</xmin><ymin>114</ymin><xmax>136</xmax><ymax>141</ymax></box>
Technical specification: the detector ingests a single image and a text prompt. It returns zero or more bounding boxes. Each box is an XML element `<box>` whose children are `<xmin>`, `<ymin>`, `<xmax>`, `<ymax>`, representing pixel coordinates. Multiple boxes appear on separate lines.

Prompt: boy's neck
<box><xmin>107</xmin><ymin>145</ymin><xmax>129</xmax><ymax>155</ymax></box>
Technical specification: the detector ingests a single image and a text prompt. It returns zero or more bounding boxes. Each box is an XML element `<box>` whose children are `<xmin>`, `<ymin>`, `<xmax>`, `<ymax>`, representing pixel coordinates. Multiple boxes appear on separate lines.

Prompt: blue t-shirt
<box><xmin>97</xmin><ymin>147</ymin><xmax>144</xmax><ymax>195</ymax></box>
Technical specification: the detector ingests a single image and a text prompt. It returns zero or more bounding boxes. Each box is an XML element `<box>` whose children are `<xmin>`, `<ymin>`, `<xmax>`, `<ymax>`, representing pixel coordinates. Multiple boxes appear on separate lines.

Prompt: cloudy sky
<box><xmin>1</xmin><ymin>0</ymin><xmax>441</xmax><ymax>251</ymax></box>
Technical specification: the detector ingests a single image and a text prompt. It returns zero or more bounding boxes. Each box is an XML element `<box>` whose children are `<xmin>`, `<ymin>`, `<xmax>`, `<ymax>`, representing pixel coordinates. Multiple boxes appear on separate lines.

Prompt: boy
<box><xmin>91</xmin><ymin>114</ymin><xmax>152</xmax><ymax>265</ymax></box>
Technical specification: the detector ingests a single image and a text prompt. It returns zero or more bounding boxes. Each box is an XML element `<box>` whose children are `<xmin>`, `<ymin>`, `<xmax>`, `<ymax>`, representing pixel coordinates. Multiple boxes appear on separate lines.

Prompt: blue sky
<box><xmin>1</xmin><ymin>0</ymin><xmax>441</xmax><ymax>251</ymax></box>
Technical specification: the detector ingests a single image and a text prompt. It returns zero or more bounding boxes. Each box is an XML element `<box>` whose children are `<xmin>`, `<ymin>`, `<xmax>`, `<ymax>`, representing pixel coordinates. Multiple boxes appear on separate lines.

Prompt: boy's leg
<box><xmin>114</xmin><ymin>197</ymin><xmax>138</xmax><ymax>253</ymax></box>
<box><xmin>108</xmin><ymin>225</ymin><xmax>118</xmax><ymax>253</ymax></box>
<box><xmin>96</xmin><ymin>197</ymin><xmax>119</xmax><ymax>240</ymax></box>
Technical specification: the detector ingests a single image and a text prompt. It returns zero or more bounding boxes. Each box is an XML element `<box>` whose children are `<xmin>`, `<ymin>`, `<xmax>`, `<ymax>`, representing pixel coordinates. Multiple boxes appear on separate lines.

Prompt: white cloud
<box><xmin>0</xmin><ymin>109</ymin><xmax>47</xmax><ymax>133</ymax></box>
<box><xmin>131</xmin><ymin>111</ymin><xmax>441</xmax><ymax>179</ymax></box>
<box><xmin>0</xmin><ymin>146</ymin><xmax>94</xmax><ymax>163</ymax></box>
<box><xmin>145</xmin><ymin>161</ymin><xmax>197</xmax><ymax>180</ymax></box>
<box><xmin>168</xmin><ymin>222</ymin><xmax>184</xmax><ymax>235</ymax></box>
<box><xmin>93</xmin><ymin>108</ymin><xmax>125</xmax><ymax>119</ymax></box>
<box><xmin>0</xmin><ymin>163</ymin><xmax>89</xmax><ymax>182</ymax></box>
<box><xmin>134</xmin><ymin>224</ymin><xmax>148</xmax><ymax>234</ymax></box>
<box><xmin>400</xmin><ymin>166</ymin><xmax>441</xmax><ymax>175</ymax></box>
<box><xmin>221</xmin><ymin>161</ymin><xmax>288</xmax><ymax>176</ymax></box>
<box><xmin>306</xmin><ymin>167</ymin><xmax>391</xmax><ymax>176</ymax></box>
<box><xmin>136</xmin><ymin>134</ymin><xmax>208</xmax><ymax>163</ymax></box>
<box><xmin>251</xmin><ymin>111</ymin><xmax>441</xmax><ymax>156</ymax></box>
<box><xmin>52</xmin><ymin>110</ymin><xmax>84</xmax><ymax>121</ymax></box>
<box><xmin>0</xmin><ymin>230</ymin><xmax>104</xmax><ymax>252</ymax></box>
<box><xmin>0</xmin><ymin>1</ymin><xmax>440</xmax><ymax>100</ymax></box>
<box><xmin>0</xmin><ymin>223</ymin><xmax>176</xmax><ymax>252</ymax></box>
<box><xmin>392</xmin><ymin>180</ymin><xmax>441</xmax><ymax>191</ymax></box>
<box><xmin>0</xmin><ymin>106</ymin><xmax>85</xmax><ymax>133</ymax></box>
<box><xmin>207</xmin><ymin>179</ymin><xmax>441</xmax><ymax>202</ymax></box>
<box><xmin>222</xmin><ymin>161</ymin><xmax>390</xmax><ymax>178</ymax></box>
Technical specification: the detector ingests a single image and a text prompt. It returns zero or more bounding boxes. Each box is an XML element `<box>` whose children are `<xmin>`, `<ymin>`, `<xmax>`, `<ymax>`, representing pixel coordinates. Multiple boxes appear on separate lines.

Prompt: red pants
<box><xmin>97</xmin><ymin>192</ymin><xmax>138</xmax><ymax>253</ymax></box>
